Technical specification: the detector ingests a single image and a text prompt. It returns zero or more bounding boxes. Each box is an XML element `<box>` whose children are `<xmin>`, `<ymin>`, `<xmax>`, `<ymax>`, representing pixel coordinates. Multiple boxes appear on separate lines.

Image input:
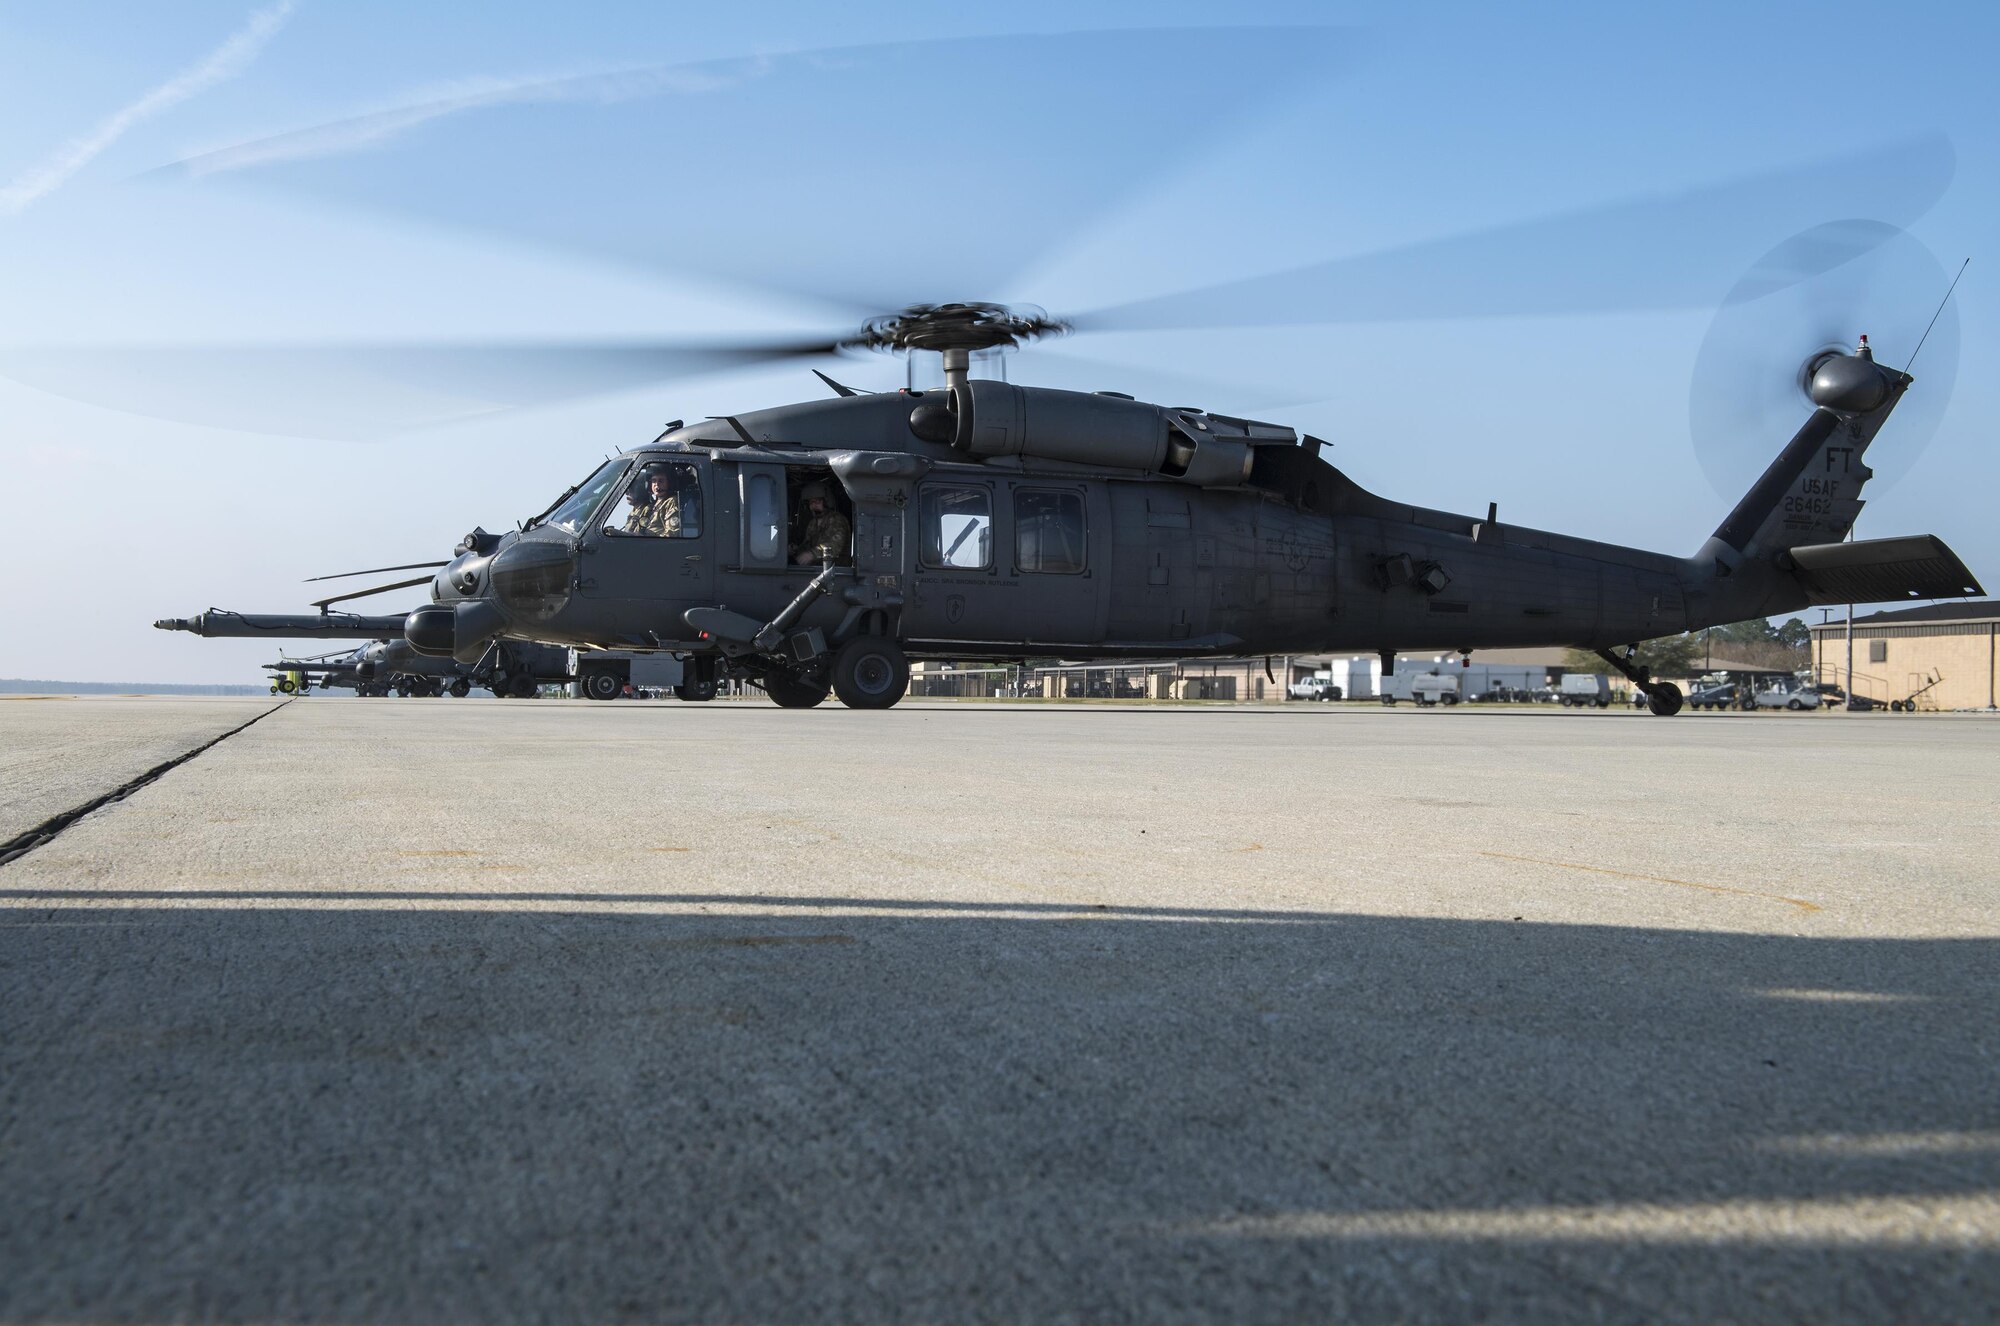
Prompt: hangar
<box><xmin>1809</xmin><ymin>601</ymin><xmax>2000</xmax><ymax>711</ymax></box>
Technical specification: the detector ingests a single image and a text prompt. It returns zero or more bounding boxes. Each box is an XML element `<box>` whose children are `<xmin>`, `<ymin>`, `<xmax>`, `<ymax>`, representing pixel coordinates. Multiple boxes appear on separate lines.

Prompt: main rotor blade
<box><xmin>145</xmin><ymin>28</ymin><xmax>1355</xmax><ymax>317</ymax></box>
<box><xmin>304</xmin><ymin>561</ymin><xmax>450</xmax><ymax>582</ymax></box>
<box><xmin>309</xmin><ymin>574</ymin><xmax>438</xmax><ymax>610</ymax></box>
<box><xmin>0</xmin><ymin>336</ymin><xmax>843</xmax><ymax>440</ymax></box>
<box><xmin>1065</xmin><ymin>136</ymin><xmax>1954</xmax><ymax>332</ymax></box>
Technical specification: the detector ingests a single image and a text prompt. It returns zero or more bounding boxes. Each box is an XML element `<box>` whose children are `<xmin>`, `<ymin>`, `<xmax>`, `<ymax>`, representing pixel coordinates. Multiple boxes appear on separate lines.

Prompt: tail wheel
<box><xmin>448</xmin><ymin>679</ymin><xmax>470</xmax><ymax>698</ymax></box>
<box><xmin>1646</xmin><ymin>682</ymin><xmax>1685</xmax><ymax>717</ymax></box>
<box><xmin>761</xmin><ymin>671</ymin><xmax>830</xmax><ymax>708</ymax></box>
<box><xmin>830</xmin><ymin>638</ymin><xmax>910</xmax><ymax>710</ymax></box>
<box><xmin>507</xmin><ymin>675</ymin><xmax>539</xmax><ymax>699</ymax></box>
<box><xmin>675</xmin><ymin>677</ymin><xmax>718</xmax><ymax>702</ymax></box>
<box><xmin>581</xmin><ymin>669</ymin><xmax>623</xmax><ymax>702</ymax></box>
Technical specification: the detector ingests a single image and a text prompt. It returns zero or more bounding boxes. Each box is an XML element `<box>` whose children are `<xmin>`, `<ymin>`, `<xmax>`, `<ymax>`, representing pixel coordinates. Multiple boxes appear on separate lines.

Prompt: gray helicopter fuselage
<box><xmin>403</xmin><ymin>360</ymin><xmax>1978</xmax><ymax>710</ymax></box>
<box><xmin>425</xmin><ymin>387</ymin><xmax>1696</xmax><ymax>662</ymax></box>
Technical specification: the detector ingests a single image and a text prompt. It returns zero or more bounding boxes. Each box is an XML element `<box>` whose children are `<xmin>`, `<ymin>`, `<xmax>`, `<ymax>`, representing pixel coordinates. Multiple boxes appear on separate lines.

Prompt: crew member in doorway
<box><xmin>792</xmin><ymin>481</ymin><xmax>850</xmax><ymax>565</ymax></box>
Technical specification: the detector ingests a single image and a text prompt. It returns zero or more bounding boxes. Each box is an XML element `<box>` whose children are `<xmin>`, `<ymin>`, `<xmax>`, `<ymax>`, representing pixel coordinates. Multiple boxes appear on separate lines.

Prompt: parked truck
<box><xmin>1287</xmin><ymin>673</ymin><xmax>1344</xmax><ymax>701</ymax></box>
<box><xmin>1558</xmin><ymin>673</ymin><xmax>1612</xmax><ymax>707</ymax></box>
<box><xmin>573</xmin><ymin>650</ymin><xmax>711</xmax><ymax>701</ymax></box>
<box><xmin>1381</xmin><ymin>672</ymin><xmax>1461</xmax><ymax>707</ymax></box>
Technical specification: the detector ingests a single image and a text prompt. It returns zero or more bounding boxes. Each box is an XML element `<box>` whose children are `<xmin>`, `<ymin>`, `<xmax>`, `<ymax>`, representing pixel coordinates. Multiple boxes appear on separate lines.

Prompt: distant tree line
<box><xmin>1565</xmin><ymin>617</ymin><xmax>1810</xmax><ymax>677</ymax></box>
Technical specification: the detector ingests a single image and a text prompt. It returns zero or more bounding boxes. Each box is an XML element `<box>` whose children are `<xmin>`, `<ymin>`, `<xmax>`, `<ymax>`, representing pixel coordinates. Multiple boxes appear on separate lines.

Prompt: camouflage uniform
<box><xmin>796</xmin><ymin>507</ymin><xmax>851</xmax><ymax>563</ymax></box>
<box><xmin>622</xmin><ymin>494</ymin><xmax>682</xmax><ymax>538</ymax></box>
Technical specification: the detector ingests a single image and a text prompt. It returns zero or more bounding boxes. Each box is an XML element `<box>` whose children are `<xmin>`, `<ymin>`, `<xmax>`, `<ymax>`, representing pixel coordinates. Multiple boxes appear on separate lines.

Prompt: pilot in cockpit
<box><xmin>620</xmin><ymin>465</ymin><xmax>682</xmax><ymax>538</ymax></box>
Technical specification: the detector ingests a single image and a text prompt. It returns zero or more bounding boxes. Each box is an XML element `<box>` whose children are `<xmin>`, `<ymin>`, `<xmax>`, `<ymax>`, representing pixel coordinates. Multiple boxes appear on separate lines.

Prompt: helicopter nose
<box><xmin>487</xmin><ymin>538</ymin><xmax>576</xmax><ymax>623</ymax></box>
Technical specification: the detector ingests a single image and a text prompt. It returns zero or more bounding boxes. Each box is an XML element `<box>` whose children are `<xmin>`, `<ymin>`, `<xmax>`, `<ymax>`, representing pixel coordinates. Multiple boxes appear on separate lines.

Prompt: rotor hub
<box><xmin>851</xmin><ymin>302</ymin><xmax>1068</xmax><ymax>354</ymax></box>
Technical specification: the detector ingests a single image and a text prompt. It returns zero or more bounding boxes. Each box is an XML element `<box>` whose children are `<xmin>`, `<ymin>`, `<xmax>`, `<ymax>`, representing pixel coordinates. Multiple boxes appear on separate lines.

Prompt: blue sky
<box><xmin>2</xmin><ymin>1</ymin><xmax>1995</xmax><ymax>682</ymax></box>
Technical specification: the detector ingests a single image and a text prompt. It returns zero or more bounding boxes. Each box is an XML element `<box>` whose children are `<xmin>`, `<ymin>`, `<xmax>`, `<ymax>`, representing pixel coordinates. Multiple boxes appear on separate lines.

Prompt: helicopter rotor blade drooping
<box><xmin>303</xmin><ymin>561</ymin><xmax>451</xmax><ymax>582</ymax></box>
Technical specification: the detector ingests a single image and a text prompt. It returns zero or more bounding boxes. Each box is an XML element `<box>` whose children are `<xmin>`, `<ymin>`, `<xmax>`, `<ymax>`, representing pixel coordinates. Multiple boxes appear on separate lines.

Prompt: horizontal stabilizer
<box><xmin>1789</xmin><ymin>535</ymin><xmax>1985</xmax><ymax>605</ymax></box>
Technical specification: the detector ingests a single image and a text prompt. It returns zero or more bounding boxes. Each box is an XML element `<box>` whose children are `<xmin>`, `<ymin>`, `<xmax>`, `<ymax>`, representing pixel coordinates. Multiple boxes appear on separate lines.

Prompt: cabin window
<box><xmin>919</xmin><ymin>484</ymin><xmax>992</xmax><ymax>570</ymax></box>
<box><xmin>606</xmin><ymin>460</ymin><xmax>702</xmax><ymax>539</ymax></box>
<box><xmin>744</xmin><ymin>472</ymin><xmax>783</xmax><ymax>563</ymax></box>
<box><xmin>1015</xmin><ymin>489</ymin><xmax>1086</xmax><ymax>574</ymax></box>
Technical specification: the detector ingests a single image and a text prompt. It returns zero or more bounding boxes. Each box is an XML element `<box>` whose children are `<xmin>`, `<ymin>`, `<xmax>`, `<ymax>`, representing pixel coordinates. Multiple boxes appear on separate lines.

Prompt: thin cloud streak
<box><xmin>173</xmin><ymin>59</ymin><xmax>772</xmax><ymax>178</ymax></box>
<box><xmin>0</xmin><ymin>0</ymin><xmax>295</xmax><ymax>216</ymax></box>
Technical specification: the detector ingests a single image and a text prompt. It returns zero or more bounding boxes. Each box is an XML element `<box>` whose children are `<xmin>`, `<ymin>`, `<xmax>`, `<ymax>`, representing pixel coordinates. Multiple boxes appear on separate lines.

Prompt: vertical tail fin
<box><xmin>1704</xmin><ymin>344</ymin><xmax>1903</xmax><ymax>562</ymax></box>
<box><xmin>1688</xmin><ymin>345</ymin><xmax>1984</xmax><ymax>618</ymax></box>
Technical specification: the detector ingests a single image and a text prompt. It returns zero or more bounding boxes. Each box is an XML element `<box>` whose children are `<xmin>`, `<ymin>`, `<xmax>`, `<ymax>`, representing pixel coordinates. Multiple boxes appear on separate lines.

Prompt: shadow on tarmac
<box><xmin>2</xmin><ymin>902</ymin><xmax>1994</xmax><ymax>1322</ymax></box>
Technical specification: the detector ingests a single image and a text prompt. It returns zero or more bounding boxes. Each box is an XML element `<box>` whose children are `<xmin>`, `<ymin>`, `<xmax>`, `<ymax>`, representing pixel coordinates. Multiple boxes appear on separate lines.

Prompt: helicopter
<box><xmin>160</xmin><ymin>609</ymin><xmax>574</xmax><ymax>698</ymax></box>
<box><xmin>280</xmin><ymin>300</ymin><xmax>1961</xmax><ymax>715</ymax></box>
<box><xmin>262</xmin><ymin>642</ymin><xmax>466</xmax><ymax>697</ymax></box>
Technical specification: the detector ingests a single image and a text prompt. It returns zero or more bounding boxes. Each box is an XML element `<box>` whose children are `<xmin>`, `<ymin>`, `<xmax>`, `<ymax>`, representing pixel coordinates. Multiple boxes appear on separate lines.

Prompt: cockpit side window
<box><xmin>541</xmin><ymin>460</ymin><xmax>628</xmax><ymax>536</ymax></box>
<box><xmin>606</xmin><ymin>460</ymin><xmax>703</xmax><ymax>539</ymax></box>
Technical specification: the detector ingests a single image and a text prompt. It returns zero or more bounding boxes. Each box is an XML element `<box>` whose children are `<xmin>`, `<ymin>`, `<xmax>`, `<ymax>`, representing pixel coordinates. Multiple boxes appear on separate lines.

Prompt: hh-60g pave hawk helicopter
<box><xmin>206</xmin><ymin>296</ymin><xmax>1968</xmax><ymax>715</ymax></box>
<box><xmin>261</xmin><ymin>638</ymin><xmax>568</xmax><ymax>697</ymax></box>
<box><xmin>159</xmin><ymin>607</ymin><xmax>576</xmax><ymax>698</ymax></box>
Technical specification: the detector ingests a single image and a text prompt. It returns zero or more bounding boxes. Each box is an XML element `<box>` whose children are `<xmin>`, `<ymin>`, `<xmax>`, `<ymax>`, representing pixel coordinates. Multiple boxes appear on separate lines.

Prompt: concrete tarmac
<box><xmin>1</xmin><ymin>697</ymin><xmax>1996</xmax><ymax>1322</ymax></box>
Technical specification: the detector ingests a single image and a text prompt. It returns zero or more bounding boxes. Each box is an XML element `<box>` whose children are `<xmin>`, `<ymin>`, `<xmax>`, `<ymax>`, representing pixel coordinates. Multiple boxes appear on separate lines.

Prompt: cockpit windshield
<box><xmin>534</xmin><ymin>460</ymin><xmax>628</xmax><ymax>536</ymax></box>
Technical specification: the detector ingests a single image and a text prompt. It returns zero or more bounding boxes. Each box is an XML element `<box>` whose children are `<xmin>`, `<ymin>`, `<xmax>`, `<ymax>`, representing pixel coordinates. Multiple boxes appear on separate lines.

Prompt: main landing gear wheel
<box><xmin>581</xmin><ymin>669</ymin><xmax>622</xmax><ymax>702</ymax></box>
<box><xmin>1646</xmin><ymin>682</ymin><xmax>1684</xmax><ymax>717</ymax></box>
<box><xmin>830</xmin><ymin>637</ymin><xmax>910</xmax><ymax>710</ymax></box>
<box><xmin>448</xmin><ymin>679</ymin><xmax>470</xmax><ymax>698</ymax></box>
<box><xmin>761</xmin><ymin>671</ymin><xmax>830</xmax><ymax>708</ymax></box>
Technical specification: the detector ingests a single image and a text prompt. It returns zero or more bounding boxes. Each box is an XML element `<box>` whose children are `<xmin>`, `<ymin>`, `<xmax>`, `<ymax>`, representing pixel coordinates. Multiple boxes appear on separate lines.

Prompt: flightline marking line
<box><xmin>0</xmin><ymin>701</ymin><xmax>291</xmax><ymax>867</ymax></box>
<box><xmin>1477</xmin><ymin>851</ymin><xmax>1821</xmax><ymax>914</ymax></box>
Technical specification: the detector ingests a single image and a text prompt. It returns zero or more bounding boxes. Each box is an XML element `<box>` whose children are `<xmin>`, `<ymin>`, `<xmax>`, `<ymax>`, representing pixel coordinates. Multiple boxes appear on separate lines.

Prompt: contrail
<box><xmin>171</xmin><ymin>59</ymin><xmax>771</xmax><ymax>178</ymax></box>
<box><xmin>0</xmin><ymin>0</ymin><xmax>295</xmax><ymax>216</ymax></box>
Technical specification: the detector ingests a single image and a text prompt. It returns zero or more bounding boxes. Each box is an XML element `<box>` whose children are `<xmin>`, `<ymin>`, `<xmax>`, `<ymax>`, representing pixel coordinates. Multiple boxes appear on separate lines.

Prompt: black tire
<box><xmin>581</xmin><ymin>669</ymin><xmax>623</xmax><ymax>702</ymax></box>
<box><xmin>449</xmin><ymin>679</ymin><xmax>470</xmax><ymax>698</ymax></box>
<box><xmin>762</xmin><ymin>671</ymin><xmax>830</xmax><ymax>708</ymax></box>
<box><xmin>1646</xmin><ymin>682</ymin><xmax>1684</xmax><ymax>717</ymax></box>
<box><xmin>507</xmin><ymin>675</ymin><xmax>539</xmax><ymax>699</ymax></box>
<box><xmin>675</xmin><ymin>677</ymin><xmax>718</xmax><ymax>703</ymax></box>
<box><xmin>831</xmin><ymin>637</ymin><xmax>910</xmax><ymax>709</ymax></box>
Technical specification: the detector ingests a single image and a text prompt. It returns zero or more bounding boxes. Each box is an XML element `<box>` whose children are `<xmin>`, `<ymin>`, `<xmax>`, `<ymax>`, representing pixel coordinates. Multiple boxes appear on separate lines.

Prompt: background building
<box><xmin>1809</xmin><ymin>601</ymin><xmax>2000</xmax><ymax>711</ymax></box>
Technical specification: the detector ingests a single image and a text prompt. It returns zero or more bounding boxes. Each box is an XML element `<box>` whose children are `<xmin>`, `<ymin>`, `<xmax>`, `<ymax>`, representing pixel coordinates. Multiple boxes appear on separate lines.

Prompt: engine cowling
<box><xmin>944</xmin><ymin>382</ymin><xmax>1259</xmax><ymax>487</ymax></box>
